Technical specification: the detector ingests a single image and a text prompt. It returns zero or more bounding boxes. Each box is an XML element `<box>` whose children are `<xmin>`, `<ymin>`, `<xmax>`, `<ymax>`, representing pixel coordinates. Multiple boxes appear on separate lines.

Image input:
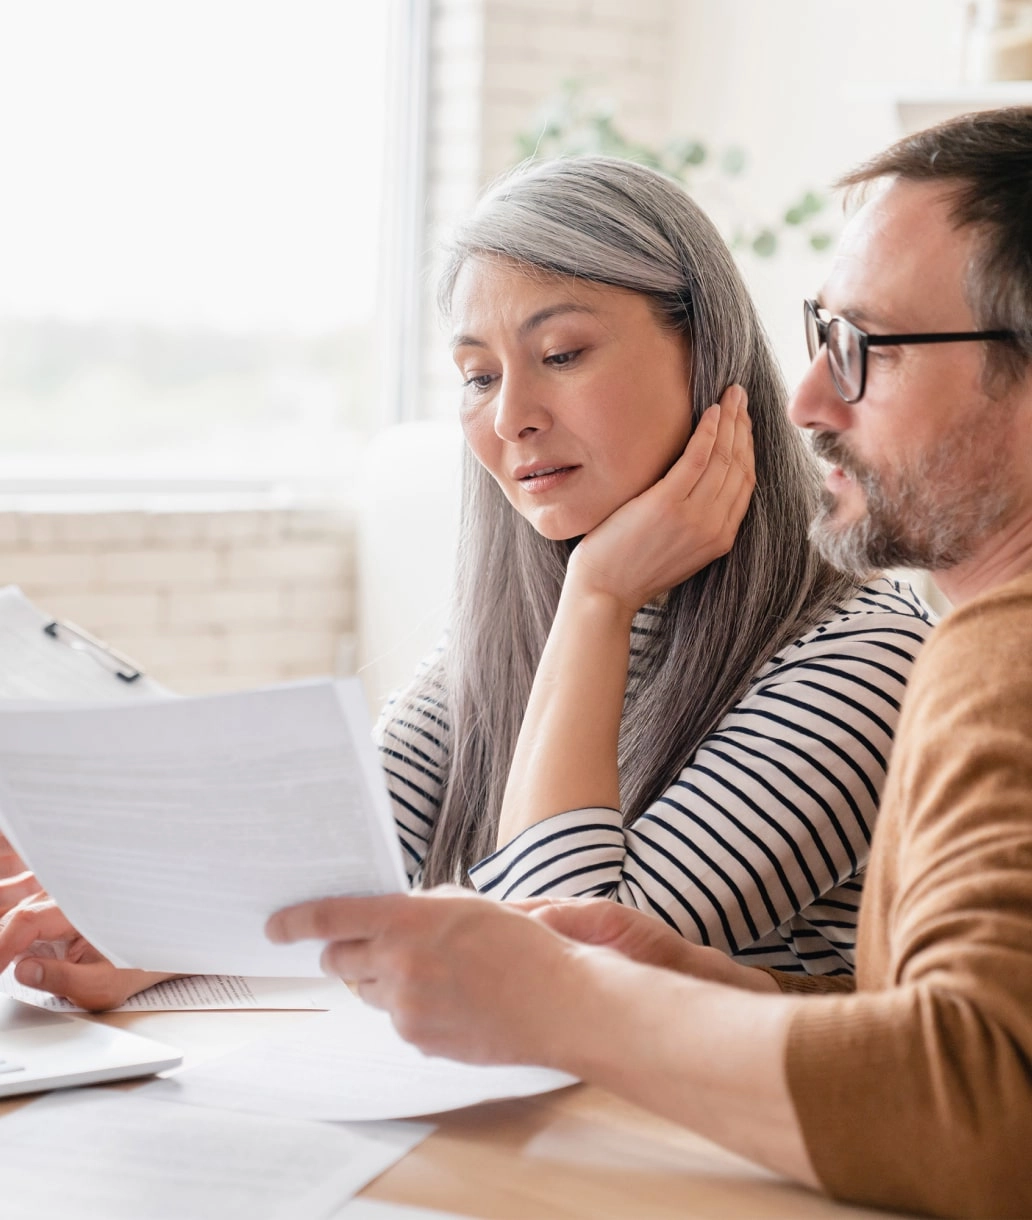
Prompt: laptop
<box><xmin>0</xmin><ymin>996</ymin><xmax>182</xmax><ymax>1098</ymax></box>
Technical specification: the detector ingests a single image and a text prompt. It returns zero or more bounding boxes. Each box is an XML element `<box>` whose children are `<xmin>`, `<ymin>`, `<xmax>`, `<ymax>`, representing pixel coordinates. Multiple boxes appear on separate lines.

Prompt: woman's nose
<box><xmin>493</xmin><ymin>370</ymin><xmax>553</xmax><ymax>442</ymax></box>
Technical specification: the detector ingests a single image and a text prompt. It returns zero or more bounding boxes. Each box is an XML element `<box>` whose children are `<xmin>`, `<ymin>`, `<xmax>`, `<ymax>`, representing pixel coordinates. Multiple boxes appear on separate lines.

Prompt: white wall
<box><xmin>667</xmin><ymin>0</ymin><xmax>971</xmax><ymax>384</ymax></box>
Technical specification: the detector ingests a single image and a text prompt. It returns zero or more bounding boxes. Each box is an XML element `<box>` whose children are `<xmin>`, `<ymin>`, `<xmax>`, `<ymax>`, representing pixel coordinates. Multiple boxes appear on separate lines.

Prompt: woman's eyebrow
<box><xmin>451</xmin><ymin>302</ymin><xmax>598</xmax><ymax>350</ymax></box>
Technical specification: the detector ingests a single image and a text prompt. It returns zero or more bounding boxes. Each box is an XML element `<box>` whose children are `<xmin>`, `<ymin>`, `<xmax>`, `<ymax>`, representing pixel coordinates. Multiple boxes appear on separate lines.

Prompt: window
<box><xmin>0</xmin><ymin>1</ymin><xmax>398</xmax><ymax>486</ymax></box>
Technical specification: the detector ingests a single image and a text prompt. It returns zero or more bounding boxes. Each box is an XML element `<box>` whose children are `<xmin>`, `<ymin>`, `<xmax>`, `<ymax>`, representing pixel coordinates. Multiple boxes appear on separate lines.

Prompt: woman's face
<box><xmin>450</xmin><ymin>256</ymin><xmax>695</xmax><ymax>541</ymax></box>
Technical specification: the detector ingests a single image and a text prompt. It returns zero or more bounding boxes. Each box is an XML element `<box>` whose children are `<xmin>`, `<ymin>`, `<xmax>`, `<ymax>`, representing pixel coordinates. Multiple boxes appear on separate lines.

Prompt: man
<box><xmin>266</xmin><ymin>107</ymin><xmax>1032</xmax><ymax>1218</ymax></box>
<box><xmin>6</xmin><ymin>107</ymin><xmax>1032</xmax><ymax>1216</ymax></box>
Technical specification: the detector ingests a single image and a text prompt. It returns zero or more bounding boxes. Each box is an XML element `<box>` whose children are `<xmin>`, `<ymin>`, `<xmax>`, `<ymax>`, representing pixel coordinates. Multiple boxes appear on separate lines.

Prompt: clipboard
<box><xmin>42</xmin><ymin>618</ymin><xmax>143</xmax><ymax>684</ymax></box>
<box><xmin>0</xmin><ymin>586</ymin><xmax>169</xmax><ymax>700</ymax></box>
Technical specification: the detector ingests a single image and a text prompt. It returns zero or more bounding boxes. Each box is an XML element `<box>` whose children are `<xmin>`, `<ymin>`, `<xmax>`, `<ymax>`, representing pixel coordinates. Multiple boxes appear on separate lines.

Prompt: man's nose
<box><xmin>787</xmin><ymin>349</ymin><xmax>851</xmax><ymax>434</ymax></box>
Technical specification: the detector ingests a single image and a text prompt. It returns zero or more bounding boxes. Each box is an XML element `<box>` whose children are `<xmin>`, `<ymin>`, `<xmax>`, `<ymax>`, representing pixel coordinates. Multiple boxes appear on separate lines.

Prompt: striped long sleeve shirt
<box><xmin>376</xmin><ymin>577</ymin><xmax>935</xmax><ymax>975</ymax></box>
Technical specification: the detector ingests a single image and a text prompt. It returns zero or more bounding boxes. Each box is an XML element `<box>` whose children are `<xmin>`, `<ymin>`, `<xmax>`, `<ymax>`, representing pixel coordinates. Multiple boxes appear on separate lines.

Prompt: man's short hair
<box><xmin>837</xmin><ymin>106</ymin><xmax>1032</xmax><ymax>387</ymax></box>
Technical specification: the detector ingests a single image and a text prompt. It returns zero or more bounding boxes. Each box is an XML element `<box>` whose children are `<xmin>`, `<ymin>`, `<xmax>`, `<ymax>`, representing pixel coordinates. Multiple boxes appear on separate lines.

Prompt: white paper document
<box><xmin>1</xmin><ymin>967</ymin><xmax>350</xmax><ymax>1012</ymax></box>
<box><xmin>145</xmin><ymin>990</ymin><xmax>577</xmax><ymax>1121</ymax></box>
<box><xmin>0</xmin><ymin>1088</ymin><xmax>431</xmax><ymax>1220</ymax></box>
<box><xmin>0</xmin><ymin>680</ymin><xmax>408</xmax><ymax>976</ymax></box>
<box><xmin>0</xmin><ymin>585</ymin><xmax>169</xmax><ymax>699</ymax></box>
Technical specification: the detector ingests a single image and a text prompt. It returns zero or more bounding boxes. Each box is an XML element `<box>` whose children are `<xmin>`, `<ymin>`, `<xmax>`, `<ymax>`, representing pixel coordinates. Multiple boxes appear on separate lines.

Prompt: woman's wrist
<box><xmin>560</xmin><ymin>561</ymin><xmax>642</xmax><ymax>626</ymax></box>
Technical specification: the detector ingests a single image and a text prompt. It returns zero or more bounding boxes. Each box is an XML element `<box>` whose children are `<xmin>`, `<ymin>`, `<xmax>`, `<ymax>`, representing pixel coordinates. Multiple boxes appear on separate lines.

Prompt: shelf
<box><xmin>894</xmin><ymin>80</ymin><xmax>1032</xmax><ymax>131</ymax></box>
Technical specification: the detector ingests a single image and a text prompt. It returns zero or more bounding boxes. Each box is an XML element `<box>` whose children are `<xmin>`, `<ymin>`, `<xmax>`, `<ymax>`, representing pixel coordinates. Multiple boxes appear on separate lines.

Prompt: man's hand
<box><xmin>268</xmin><ymin>887</ymin><xmax>594</xmax><ymax>1067</ymax></box>
<box><xmin>568</xmin><ymin>385</ymin><xmax>755</xmax><ymax>613</ymax></box>
<box><xmin>520</xmin><ymin>898</ymin><xmax>778</xmax><ymax>993</ymax></box>
<box><xmin>0</xmin><ymin>895</ymin><xmax>174</xmax><ymax>1010</ymax></box>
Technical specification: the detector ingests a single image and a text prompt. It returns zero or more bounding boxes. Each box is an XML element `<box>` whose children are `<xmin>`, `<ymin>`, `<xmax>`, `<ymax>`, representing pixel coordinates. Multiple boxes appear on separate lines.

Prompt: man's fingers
<box><xmin>267</xmin><ymin>893</ymin><xmax>410</xmax><ymax>945</ymax></box>
<box><xmin>529</xmin><ymin>899</ymin><xmax>625</xmax><ymax>945</ymax></box>
<box><xmin>268</xmin><ymin>887</ymin><xmax>472</xmax><ymax>945</ymax></box>
<box><xmin>320</xmin><ymin>938</ymin><xmax>377</xmax><ymax>982</ymax></box>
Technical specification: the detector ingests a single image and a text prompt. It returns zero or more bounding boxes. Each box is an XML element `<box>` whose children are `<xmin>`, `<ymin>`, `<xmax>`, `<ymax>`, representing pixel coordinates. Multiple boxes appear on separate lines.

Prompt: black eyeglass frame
<box><xmin>803</xmin><ymin>298</ymin><xmax>1017</xmax><ymax>403</ymax></box>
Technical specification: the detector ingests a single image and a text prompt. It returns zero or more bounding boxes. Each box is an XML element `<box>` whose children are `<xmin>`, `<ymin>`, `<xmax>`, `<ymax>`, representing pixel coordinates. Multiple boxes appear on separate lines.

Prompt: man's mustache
<box><xmin>811</xmin><ymin>432</ymin><xmax>870</xmax><ymax>484</ymax></box>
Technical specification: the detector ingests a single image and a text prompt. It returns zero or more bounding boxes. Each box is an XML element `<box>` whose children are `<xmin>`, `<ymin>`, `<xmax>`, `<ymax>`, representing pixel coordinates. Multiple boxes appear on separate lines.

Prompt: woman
<box><xmin>0</xmin><ymin>157</ymin><xmax>931</xmax><ymax>1006</ymax></box>
<box><xmin>377</xmin><ymin>155</ymin><xmax>933</xmax><ymax>975</ymax></box>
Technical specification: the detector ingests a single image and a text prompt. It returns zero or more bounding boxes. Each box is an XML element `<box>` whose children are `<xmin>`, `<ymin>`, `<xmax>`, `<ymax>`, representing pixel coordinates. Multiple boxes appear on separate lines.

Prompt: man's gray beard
<box><xmin>808</xmin><ymin>432</ymin><xmax>1014</xmax><ymax>577</ymax></box>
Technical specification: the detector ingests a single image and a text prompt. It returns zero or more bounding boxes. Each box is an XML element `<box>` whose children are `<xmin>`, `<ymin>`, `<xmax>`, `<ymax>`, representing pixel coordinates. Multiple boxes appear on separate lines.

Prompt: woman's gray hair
<box><xmin>413</xmin><ymin>155</ymin><xmax>857</xmax><ymax>886</ymax></box>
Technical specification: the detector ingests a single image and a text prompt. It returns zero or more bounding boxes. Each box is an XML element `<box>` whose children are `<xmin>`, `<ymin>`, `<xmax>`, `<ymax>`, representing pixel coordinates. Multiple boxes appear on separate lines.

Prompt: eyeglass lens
<box><xmin>804</xmin><ymin>302</ymin><xmax>862</xmax><ymax>402</ymax></box>
<box><xmin>827</xmin><ymin>319</ymin><xmax>862</xmax><ymax>401</ymax></box>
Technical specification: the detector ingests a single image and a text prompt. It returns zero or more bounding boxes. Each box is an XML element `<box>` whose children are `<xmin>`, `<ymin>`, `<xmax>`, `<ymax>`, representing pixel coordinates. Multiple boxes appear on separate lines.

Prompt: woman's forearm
<box><xmin>497</xmin><ymin>584</ymin><xmax>635</xmax><ymax>847</ymax></box>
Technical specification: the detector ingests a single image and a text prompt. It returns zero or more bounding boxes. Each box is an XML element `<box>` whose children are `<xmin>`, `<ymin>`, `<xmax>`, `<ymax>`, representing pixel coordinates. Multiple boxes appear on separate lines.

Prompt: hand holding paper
<box><xmin>0</xmin><ymin>895</ymin><xmax>175</xmax><ymax>1009</ymax></box>
<box><xmin>0</xmin><ymin>680</ymin><xmax>408</xmax><ymax>979</ymax></box>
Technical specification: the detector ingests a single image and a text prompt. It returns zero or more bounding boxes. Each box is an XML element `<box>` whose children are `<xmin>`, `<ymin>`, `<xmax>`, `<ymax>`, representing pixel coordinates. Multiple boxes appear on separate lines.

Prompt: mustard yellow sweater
<box><xmin>772</xmin><ymin>572</ymin><xmax>1032</xmax><ymax>1218</ymax></box>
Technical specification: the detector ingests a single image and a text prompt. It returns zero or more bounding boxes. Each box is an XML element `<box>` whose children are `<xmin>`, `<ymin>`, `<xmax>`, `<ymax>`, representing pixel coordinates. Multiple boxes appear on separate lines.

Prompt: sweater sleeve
<box><xmin>469</xmin><ymin>588</ymin><xmax>935</xmax><ymax>971</ymax></box>
<box><xmin>783</xmin><ymin>579</ymin><xmax>1032</xmax><ymax>1219</ymax></box>
<box><xmin>374</xmin><ymin>643</ymin><xmax>450</xmax><ymax>885</ymax></box>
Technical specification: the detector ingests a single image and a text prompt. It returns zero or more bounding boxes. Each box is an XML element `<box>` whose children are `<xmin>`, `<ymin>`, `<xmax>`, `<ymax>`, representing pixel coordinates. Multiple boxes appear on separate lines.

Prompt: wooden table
<box><xmin>2</xmin><ymin>1006</ymin><xmax>901</xmax><ymax>1219</ymax></box>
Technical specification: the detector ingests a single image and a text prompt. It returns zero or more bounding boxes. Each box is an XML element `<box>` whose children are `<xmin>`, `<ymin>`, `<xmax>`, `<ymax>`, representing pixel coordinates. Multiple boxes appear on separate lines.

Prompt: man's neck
<box><xmin>934</xmin><ymin>509</ymin><xmax>1032</xmax><ymax>606</ymax></box>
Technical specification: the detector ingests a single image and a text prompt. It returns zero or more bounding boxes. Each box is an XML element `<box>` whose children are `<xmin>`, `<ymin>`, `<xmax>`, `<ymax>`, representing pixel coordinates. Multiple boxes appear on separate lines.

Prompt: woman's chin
<box><xmin>528</xmin><ymin>516</ymin><xmax>599</xmax><ymax>543</ymax></box>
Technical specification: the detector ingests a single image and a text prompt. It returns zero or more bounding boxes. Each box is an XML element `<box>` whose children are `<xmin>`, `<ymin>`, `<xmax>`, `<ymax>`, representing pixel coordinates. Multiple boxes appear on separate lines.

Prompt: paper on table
<box><xmin>0</xmin><ymin>680</ymin><xmax>408</xmax><ymax>976</ymax></box>
<box><xmin>0</xmin><ymin>1088</ymin><xmax>431</xmax><ymax>1220</ymax></box>
<box><xmin>0</xmin><ymin>585</ymin><xmax>169</xmax><ymax>699</ymax></box>
<box><xmin>145</xmin><ymin>989</ymin><xmax>577</xmax><ymax>1121</ymax></box>
<box><xmin>0</xmin><ymin>967</ymin><xmax>351</xmax><ymax>1012</ymax></box>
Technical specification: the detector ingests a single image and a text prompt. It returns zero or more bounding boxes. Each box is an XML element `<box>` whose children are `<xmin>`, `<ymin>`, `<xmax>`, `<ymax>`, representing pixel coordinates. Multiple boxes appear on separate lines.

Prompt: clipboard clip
<box><xmin>42</xmin><ymin>620</ymin><xmax>144</xmax><ymax>684</ymax></box>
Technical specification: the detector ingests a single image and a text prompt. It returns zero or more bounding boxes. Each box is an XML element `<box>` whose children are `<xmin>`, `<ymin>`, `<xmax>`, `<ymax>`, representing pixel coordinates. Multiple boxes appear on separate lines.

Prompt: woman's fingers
<box><xmin>0</xmin><ymin>896</ymin><xmax>76</xmax><ymax>970</ymax></box>
<box><xmin>0</xmin><ymin>833</ymin><xmax>27</xmax><ymax>879</ymax></box>
<box><xmin>0</xmin><ymin>871</ymin><xmax>44</xmax><ymax>918</ymax></box>
<box><xmin>664</xmin><ymin>384</ymin><xmax>750</xmax><ymax>506</ymax></box>
<box><xmin>14</xmin><ymin>955</ymin><xmax>170</xmax><ymax>1011</ymax></box>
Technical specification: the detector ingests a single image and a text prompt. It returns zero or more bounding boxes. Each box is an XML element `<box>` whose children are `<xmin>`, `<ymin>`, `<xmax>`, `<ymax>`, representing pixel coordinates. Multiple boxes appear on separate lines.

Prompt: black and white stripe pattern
<box><xmin>376</xmin><ymin>578</ymin><xmax>935</xmax><ymax>975</ymax></box>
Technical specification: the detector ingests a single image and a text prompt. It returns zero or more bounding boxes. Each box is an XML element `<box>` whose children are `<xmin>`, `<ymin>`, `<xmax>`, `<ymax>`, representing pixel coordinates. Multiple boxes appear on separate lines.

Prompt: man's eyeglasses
<box><xmin>803</xmin><ymin>298</ymin><xmax>1017</xmax><ymax>403</ymax></box>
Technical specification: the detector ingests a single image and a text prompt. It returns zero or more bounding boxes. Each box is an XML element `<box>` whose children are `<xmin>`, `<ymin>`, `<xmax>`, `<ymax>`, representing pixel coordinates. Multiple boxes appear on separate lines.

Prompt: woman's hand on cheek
<box><xmin>569</xmin><ymin>384</ymin><xmax>754</xmax><ymax>612</ymax></box>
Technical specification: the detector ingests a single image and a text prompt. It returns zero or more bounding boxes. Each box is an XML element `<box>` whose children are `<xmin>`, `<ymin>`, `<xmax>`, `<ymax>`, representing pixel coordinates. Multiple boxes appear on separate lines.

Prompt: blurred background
<box><xmin>2</xmin><ymin>0</ymin><xmax>1030</xmax><ymax>708</ymax></box>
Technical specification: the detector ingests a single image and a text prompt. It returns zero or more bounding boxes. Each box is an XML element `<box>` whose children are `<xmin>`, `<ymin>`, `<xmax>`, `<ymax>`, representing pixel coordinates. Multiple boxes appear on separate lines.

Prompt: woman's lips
<box><xmin>516</xmin><ymin>465</ymin><xmax>579</xmax><ymax>494</ymax></box>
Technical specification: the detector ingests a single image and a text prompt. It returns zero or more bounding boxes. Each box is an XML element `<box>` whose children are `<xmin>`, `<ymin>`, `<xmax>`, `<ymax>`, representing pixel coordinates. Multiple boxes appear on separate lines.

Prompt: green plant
<box><xmin>515</xmin><ymin>82</ymin><xmax>834</xmax><ymax>259</ymax></box>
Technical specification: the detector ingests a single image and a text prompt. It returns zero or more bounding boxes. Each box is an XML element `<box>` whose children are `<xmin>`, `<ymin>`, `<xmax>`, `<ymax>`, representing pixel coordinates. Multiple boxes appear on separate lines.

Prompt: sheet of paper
<box><xmin>145</xmin><ymin>989</ymin><xmax>577</xmax><ymax>1121</ymax></box>
<box><xmin>0</xmin><ymin>967</ymin><xmax>351</xmax><ymax>1012</ymax></box>
<box><xmin>0</xmin><ymin>1088</ymin><xmax>431</xmax><ymax>1220</ymax></box>
<box><xmin>0</xmin><ymin>680</ymin><xmax>408</xmax><ymax>976</ymax></box>
<box><xmin>0</xmin><ymin>585</ymin><xmax>168</xmax><ymax>699</ymax></box>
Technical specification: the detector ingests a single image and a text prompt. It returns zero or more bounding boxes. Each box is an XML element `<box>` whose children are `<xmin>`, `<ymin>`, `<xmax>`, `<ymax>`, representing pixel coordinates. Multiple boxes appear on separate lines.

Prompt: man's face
<box><xmin>788</xmin><ymin>179</ymin><xmax>1027</xmax><ymax>577</ymax></box>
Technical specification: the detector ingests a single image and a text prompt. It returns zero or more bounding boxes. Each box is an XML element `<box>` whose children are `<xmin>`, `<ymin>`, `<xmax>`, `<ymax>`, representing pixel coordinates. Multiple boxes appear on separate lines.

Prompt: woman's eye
<box><xmin>544</xmin><ymin>350</ymin><xmax>580</xmax><ymax>368</ymax></box>
<box><xmin>462</xmin><ymin>372</ymin><xmax>496</xmax><ymax>390</ymax></box>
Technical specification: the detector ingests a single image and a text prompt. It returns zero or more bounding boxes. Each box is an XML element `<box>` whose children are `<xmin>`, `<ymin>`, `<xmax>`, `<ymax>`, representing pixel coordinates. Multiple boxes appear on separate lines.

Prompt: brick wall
<box><xmin>0</xmin><ymin>504</ymin><xmax>356</xmax><ymax>696</ymax></box>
